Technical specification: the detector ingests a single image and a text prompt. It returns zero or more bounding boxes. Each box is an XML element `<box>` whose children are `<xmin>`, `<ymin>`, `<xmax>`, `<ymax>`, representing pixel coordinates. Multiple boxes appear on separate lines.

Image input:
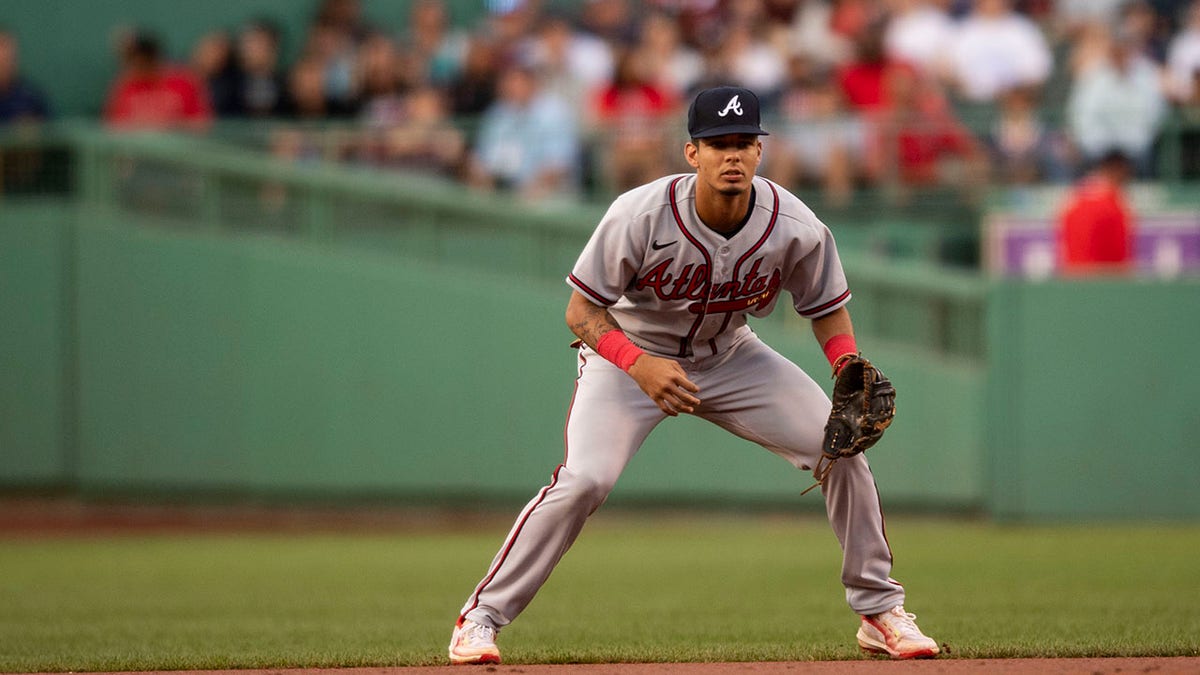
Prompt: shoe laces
<box><xmin>464</xmin><ymin>622</ymin><xmax>497</xmax><ymax>645</ymax></box>
<box><xmin>883</xmin><ymin>606</ymin><xmax>922</xmax><ymax>637</ymax></box>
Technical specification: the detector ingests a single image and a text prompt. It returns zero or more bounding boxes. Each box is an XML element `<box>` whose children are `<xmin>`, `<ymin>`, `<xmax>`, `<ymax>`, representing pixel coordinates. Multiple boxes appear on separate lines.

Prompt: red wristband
<box><xmin>595</xmin><ymin>330</ymin><xmax>646</xmax><ymax>372</ymax></box>
<box><xmin>822</xmin><ymin>333</ymin><xmax>857</xmax><ymax>373</ymax></box>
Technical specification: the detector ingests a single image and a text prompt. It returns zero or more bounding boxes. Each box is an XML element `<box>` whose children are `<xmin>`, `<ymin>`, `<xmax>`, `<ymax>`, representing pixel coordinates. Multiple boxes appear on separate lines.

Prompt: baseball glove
<box><xmin>802</xmin><ymin>354</ymin><xmax>896</xmax><ymax>494</ymax></box>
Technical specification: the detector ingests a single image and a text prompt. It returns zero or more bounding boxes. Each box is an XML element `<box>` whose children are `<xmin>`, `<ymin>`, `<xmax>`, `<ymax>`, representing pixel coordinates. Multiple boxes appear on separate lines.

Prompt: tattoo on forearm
<box><xmin>569</xmin><ymin>305</ymin><xmax>621</xmax><ymax>349</ymax></box>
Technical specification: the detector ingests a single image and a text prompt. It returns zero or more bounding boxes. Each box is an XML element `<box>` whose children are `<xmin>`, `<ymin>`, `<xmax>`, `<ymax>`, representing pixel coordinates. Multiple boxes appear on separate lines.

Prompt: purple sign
<box><xmin>986</xmin><ymin>212</ymin><xmax>1200</xmax><ymax>278</ymax></box>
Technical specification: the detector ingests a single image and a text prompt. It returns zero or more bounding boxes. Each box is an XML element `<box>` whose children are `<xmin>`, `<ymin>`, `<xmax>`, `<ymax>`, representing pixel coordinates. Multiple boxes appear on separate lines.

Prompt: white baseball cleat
<box><xmin>856</xmin><ymin>605</ymin><xmax>940</xmax><ymax>659</ymax></box>
<box><xmin>448</xmin><ymin>618</ymin><xmax>501</xmax><ymax>665</ymax></box>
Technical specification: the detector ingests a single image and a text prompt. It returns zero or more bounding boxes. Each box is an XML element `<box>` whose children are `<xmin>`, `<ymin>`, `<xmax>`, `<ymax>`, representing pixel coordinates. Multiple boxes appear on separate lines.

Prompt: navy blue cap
<box><xmin>687</xmin><ymin>86</ymin><xmax>769</xmax><ymax>139</ymax></box>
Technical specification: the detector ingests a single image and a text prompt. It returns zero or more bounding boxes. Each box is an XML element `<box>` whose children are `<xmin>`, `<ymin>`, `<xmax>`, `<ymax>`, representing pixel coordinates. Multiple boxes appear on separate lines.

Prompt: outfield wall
<box><xmin>986</xmin><ymin>281</ymin><xmax>1200</xmax><ymax>520</ymax></box>
<box><xmin>0</xmin><ymin>204</ymin><xmax>72</xmax><ymax>485</ymax></box>
<box><xmin>1</xmin><ymin>199</ymin><xmax>982</xmax><ymax>508</ymax></box>
<box><xmin>68</xmin><ymin>215</ymin><xmax>983</xmax><ymax>506</ymax></box>
<box><xmin>8</xmin><ymin>203</ymin><xmax>1198</xmax><ymax>518</ymax></box>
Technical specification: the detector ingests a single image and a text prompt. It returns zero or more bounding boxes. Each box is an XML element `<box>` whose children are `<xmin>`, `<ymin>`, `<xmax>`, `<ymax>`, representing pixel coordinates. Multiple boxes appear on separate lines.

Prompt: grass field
<box><xmin>1</xmin><ymin>512</ymin><xmax>1198</xmax><ymax>672</ymax></box>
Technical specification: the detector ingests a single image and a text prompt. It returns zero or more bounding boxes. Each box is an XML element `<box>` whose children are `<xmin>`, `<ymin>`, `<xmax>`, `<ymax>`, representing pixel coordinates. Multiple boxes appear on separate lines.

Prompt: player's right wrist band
<box><xmin>595</xmin><ymin>330</ymin><xmax>646</xmax><ymax>373</ymax></box>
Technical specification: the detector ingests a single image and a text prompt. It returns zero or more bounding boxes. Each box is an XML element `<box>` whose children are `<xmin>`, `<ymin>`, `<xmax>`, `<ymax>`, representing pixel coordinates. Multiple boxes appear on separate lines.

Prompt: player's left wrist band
<box><xmin>822</xmin><ymin>334</ymin><xmax>857</xmax><ymax>374</ymax></box>
<box><xmin>595</xmin><ymin>330</ymin><xmax>646</xmax><ymax>373</ymax></box>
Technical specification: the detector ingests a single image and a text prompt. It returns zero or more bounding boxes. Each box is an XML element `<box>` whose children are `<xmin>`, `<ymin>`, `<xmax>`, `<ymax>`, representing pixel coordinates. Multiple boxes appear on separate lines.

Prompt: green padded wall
<box><xmin>986</xmin><ymin>279</ymin><xmax>1200</xmax><ymax>520</ymax></box>
<box><xmin>0</xmin><ymin>202</ymin><xmax>72</xmax><ymax>484</ymax></box>
<box><xmin>70</xmin><ymin>219</ymin><xmax>984</xmax><ymax>507</ymax></box>
<box><xmin>9</xmin><ymin>193</ymin><xmax>1198</xmax><ymax>518</ymax></box>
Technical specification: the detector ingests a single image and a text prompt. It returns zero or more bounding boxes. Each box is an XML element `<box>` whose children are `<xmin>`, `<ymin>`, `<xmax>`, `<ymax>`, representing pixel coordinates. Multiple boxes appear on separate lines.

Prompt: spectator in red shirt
<box><xmin>836</xmin><ymin>17</ymin><xmax>919</xmax><ymax>114</ymax></box>
<box><xmin>589</xmin><ymin>49</ymin><xmax>676</xmax><ymax>193</ymax></box>
<box><xmin>869</xmin><ymin>65</ymin><xmax>986</xmax><ymax>192</ymax></box>
<box><xmin>1057</xmin><ymin>150</ymin><xmax>1136</xmax><ymax>276</ymax></box>
<box><xmin>836</xmin><ymin>14</ymin><xmax>986</xmax><ymax>194</ymax></box>
<box><xmin>104</xmin><ymin>32</ymin><xmax>212</xmax><ymax>131</ymax></box>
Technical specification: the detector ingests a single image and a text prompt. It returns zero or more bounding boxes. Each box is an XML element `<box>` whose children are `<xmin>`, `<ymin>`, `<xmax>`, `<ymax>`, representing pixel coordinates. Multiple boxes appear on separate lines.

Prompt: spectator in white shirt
<box><xmin>944</xmin><ymin>0</ymin><xmax>1053</xmax><ymax>102</ymax></box>
<box><xmin>883</xmin><ymin>0</ymin><xmax>956</xmax><ymax>75</ymax></box>
<box><xmin>1052</xmin><ymin>0</ymin><xmax>1127</xmax><ymax>39</ymax></box>
<box><xmin>721</xmin><ymin>20</ymin><xmax>789</xmax><ymax>101</ymax></box>
<box><xmin>635</xmin><ymin>12</ymin><xmax>704</xmax><ymax>100</ymax></box>
<box><xmin>788</xmin><ymin>0</ymin><xmax>853</xmax><ymax>67</ymax></box>
<box><xmin>519</xmin><ymin>13</ymin><xmax>614</xmax><ymax>115</ymax></box>
<box><xmin>1067</xmin><ymin>30</ymin><xmax>1167</xmax><ymax>176</ymax></box>
<box><xmin>1166</xmin><ymin>0</ymin><xmax>1200</xmax><ymax>103</ymax></box>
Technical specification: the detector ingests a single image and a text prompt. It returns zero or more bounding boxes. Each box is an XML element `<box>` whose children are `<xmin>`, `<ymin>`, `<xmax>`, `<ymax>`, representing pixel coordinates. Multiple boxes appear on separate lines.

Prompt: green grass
<box><xmin>1</xmin><ymin>514</ymin><xmax>1198</xmax><ymax>671</ymax></box>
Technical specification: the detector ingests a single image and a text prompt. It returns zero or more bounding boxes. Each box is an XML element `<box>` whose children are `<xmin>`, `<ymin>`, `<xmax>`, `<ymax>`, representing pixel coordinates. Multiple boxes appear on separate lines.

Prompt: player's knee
<box><xmin>557</xmin><ymin>467</ymin><xmax>617</xmax><ymax>512</ymax></box>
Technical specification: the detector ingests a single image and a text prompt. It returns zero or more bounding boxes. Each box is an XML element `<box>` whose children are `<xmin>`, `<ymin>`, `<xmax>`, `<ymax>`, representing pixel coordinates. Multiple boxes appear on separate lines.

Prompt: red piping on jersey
<box><xmin>668</xmin><ymin>176</ymin><xmax>713</xmax><ymax>357</ymax></box>
<box><xmin>799</xmin><ymin>288</ymin><xmax>851</xmax><ymax>318</ymax></box>
<box><xmin>731</xmin><ymin>180</ymin><xmax>780</xmax><ymax>276</ymax></box>
<box><xmin>568</xmin><ymin>274</ymin><xmax>617</xmax><ymax>306</ymax></box>
<box><xmin>706</xmin><ymin>180</ymin><xmax>782</xmax><ymax>354</ymax></box>
<box><xmin>461</xmin><ymin>463</ymin><xmax>565</xmax><ymax>621</ymax></box>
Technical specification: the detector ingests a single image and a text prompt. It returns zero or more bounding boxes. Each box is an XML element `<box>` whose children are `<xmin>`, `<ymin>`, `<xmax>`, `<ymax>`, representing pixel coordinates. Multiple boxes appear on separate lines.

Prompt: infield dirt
<box><xmin>34</xmin><ymin>657</ymin><xmax>1200</xmax><ymax>675</ymax></box>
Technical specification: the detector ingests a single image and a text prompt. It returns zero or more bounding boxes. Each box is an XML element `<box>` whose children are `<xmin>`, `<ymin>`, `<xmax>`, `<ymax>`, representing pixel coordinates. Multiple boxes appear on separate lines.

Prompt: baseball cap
<box><xmin>687</xmin><ymin>86</ymin><xmax>769</xmax><ymax>139</ymax></box>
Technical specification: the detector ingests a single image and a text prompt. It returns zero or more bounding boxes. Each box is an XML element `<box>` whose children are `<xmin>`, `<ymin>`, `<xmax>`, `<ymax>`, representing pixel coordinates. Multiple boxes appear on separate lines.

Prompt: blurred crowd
<box><xmin>5</xmin><ymin>0</ymin><xmax>1200</xmax><ymax>204</ymax></box>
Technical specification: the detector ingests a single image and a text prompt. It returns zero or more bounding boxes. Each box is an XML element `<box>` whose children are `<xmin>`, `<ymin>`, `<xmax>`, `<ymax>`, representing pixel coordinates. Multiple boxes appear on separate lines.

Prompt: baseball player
<box><xmin>449</xmin><ymin>86</ymin><xmax>939</xmax><ymax>665</ymax></box>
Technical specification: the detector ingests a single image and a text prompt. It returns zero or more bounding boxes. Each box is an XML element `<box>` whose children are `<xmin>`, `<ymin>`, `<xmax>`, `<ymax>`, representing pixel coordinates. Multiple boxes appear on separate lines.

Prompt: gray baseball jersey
<box><xmin>459</xmin><ymin>173</ymin><xmax>903</xmax><ymax>633</ymax></box>
<box><xmin>567</xmin><ymin>173</ymin><xmax>850</xmax><ymax>359</ymax></box>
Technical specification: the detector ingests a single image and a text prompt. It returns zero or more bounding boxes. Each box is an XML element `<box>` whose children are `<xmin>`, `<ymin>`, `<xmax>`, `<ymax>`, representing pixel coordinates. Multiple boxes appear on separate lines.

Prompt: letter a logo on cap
<box><xmin>716</xmin><ymin>95</ymin><xmax>743</xmax><ymax>118</ymax></box>
<box><xmin>687</xmin><ymin>86</ymin><xmax>767</xmax><ymax>138</ymax></box>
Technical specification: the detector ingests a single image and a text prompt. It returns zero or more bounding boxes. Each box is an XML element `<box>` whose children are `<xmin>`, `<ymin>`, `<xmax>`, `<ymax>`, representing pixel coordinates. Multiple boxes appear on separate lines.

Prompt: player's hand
<box><xmin>626</xmin><ymin>354</ymin><xmax>701</xmax><ymax>416</ymax></box>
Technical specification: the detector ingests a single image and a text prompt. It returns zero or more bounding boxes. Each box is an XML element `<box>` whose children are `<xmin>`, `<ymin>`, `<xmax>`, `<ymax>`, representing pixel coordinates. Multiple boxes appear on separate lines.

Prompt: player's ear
<box><xmin>684</xmin><ymin>140</ymin><xmax>699</xmax><ymax>168</ymax></box>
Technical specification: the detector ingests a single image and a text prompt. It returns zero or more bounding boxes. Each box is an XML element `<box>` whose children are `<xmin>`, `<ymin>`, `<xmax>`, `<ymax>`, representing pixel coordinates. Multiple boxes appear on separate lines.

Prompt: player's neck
<box><xmin>694</xmin><ymin>184</ymin><xmax>754</xmax><ymax>234</ymax></box>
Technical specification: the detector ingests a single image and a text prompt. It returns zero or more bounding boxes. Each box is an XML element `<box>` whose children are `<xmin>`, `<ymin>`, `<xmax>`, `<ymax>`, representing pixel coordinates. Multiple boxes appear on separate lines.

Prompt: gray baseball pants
<box><xmin>459</xmin><ymin>334</ymin><xmax>904</xmax><ymax>629</ymax></box>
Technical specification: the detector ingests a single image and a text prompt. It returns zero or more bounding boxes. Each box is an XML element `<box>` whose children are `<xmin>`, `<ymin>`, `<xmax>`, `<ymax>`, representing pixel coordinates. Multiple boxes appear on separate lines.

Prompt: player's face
<box><xmin>686</xmin><ymin>134</ymin><xmax>762</xmax><ymax>196</ymax></box>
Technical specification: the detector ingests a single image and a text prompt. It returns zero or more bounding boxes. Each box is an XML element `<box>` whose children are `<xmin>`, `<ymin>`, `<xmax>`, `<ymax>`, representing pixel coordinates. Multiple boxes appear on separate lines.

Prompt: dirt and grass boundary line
<box><xmin>13</xmin><ymin>658</ymin><xmax>1197</xmax><ymax>675</ymax></box>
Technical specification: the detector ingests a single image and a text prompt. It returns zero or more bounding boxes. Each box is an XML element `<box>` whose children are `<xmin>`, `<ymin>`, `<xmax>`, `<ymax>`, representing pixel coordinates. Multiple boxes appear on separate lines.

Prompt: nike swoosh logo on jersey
<box><xmin>651</xmin><ymin>240</ymin><xmax>678</xmax><ymax>250</ymax></box>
